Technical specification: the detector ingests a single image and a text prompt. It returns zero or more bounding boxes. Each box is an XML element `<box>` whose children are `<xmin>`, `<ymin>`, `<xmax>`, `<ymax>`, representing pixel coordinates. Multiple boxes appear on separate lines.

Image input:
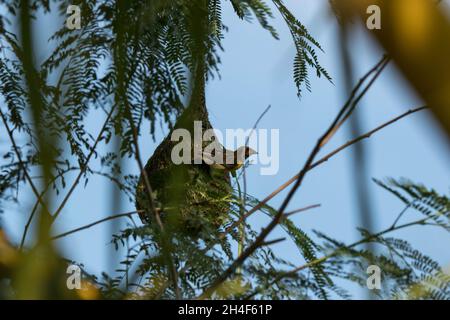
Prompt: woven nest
<box><xmin>135</xmin><ymin>105</ymin><xmax>232</xmax><ymax>236</ymax></box>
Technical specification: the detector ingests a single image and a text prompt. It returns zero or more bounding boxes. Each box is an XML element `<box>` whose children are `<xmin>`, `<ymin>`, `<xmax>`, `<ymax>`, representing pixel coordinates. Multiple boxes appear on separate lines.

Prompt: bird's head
<box><xmin>244</xmin><ymin>146</ymin><xmax>258</xmax><ymax>158</ymax></box>
<box><xmin>236</xmin><ymin>146</ymin><xmax>258</xmax><ymax>162</ymax></box>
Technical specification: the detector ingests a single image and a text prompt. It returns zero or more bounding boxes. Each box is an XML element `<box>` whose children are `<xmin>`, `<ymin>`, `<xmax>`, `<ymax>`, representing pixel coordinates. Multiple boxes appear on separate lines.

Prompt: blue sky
<box><xmin>2</xmin><ymin>0</ymin><xmax>450</xmax><ymax>298</ymax></box>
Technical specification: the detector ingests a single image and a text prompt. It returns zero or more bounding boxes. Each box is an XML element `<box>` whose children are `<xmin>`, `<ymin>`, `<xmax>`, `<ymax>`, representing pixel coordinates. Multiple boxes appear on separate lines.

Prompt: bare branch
<box><xmin>198</xmin><ymin>55</ymin><xmax>390</xmax><ymax>299</ymax></box>
<box><xmin>20</xmin><ymin>167</ymin><xmax>78</xmax><ymax>250</ymax></box>
<box><xmin>227</xmin><ymin>106</ymin><xmax>426</xmax><ymax>233</ymax></box>
<box><xmin>239</xmin><ymin>104</ymin><xmax>272</xmax><ymax>272</ymax></box>
<box><xmin>243</xmin><ymin>104</ymin><xmax>272</xmax><ymax>208</ymax></box>
<box><xmin>51</xmin><ymin>211</ymin><xmax>141</xmax><ymax>241</ymax></box>
<box><xmin>244</xmin><ymin>214</ymin><xmax>434</xmax><ymax>299</ymax></box>
<box><xmin>170</xmin><ymin>106</ymin><xmax>425</xmax><ymax>299</ymax></box>
<box><xmin>284</xmin><ymin>204</ymin><xmax>321</xmax><ymax>218</ymax></box>
<box><xmin>261</xmin><ymin>237</ymin><xmax>286</xmax><ymax>247</ymax></box>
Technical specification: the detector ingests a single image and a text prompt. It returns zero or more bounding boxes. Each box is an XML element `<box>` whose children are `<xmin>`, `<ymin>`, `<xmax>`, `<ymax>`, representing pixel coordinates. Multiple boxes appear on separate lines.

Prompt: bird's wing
<box><xmin>202</xmin><ymin>142</ymin><xmax>235</xmax><ymax>166</ymax></box>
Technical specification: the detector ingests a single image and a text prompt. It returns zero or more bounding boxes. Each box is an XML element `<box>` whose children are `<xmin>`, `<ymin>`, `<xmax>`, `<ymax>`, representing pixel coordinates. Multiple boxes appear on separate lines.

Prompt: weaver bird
<box><xmin>202</xmin><ymin>145</ymin><xmax>257</xmax><ymax>177</ymax></box>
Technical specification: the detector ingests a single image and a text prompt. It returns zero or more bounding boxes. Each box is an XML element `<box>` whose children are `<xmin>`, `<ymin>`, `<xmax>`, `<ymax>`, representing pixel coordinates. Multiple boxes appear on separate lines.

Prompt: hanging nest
<box><xmin>135</xmin><ymin>89</ymin><xmax>233</xmax><ymax>237</ymax></box>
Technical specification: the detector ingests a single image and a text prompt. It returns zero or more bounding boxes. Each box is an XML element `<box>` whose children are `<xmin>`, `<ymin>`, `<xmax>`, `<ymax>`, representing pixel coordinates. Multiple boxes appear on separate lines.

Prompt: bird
<box><xmin>202</xmin><ymin>145</ymin><xmax>257</xmax><ymax>177</ymax></box>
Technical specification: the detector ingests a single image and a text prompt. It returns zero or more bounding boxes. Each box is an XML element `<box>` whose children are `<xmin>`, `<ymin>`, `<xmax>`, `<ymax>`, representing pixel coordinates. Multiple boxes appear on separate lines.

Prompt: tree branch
<box><xmin>175</xmin><ymin>105</ymin><xmax>424</xmax><ymax>299</ymax></box>
<box><xmin>284</xmin><ymin>204</ymin><xmax>321</xmax><ymax>218</ymax></box>
<box><xmin>226</xmin><ymin>106</ymin><xmax>426</xmax><ymax>233</ymax></box>
<box><xmin>244</xmin><ymin>214</ymin><xmax>434</xmax><ymax>299</ymax></box>
<box><xmin>198</xmin><ymin>55</ymin><xmax>389</xmax><ymax>299</ymax></box>
<box><xmin>19</xmin><ymin>167</ymin><xmax>78</xmax><ymax>250</ymax></box>
<box><xmin>51</xmin><ymin>211</ymin><xmax>141</xmax><ymax>241</ymax></box>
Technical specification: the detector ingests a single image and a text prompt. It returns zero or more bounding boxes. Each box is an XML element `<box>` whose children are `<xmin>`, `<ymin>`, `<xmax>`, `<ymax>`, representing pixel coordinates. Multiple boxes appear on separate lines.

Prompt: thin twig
<box><xmin>183</xmin><ymin>106</ymin><xmax>425</xmax><ymax>293</ymax></box>
<box><xmin>244</xmin><ymin>215</ymin><xmax>433</xmax><ymax>299</ymax></box>
<box><xmin>50</xmin><ymin>105</ymin><xmax>116</xmax><ymax>224</ymax></box>
<box><xmin>242</xmin><ymin>104</ymin><xmax>271</xmax><ymax>195</ymax></box>
<box><xmin>319</xmin><ymin>56</ymin><xmax>390</xmax><ymax>147</ymax></box>
<box><xmin>159</xmin><ymin>86</ymin><xmax>424</xmax><ymax>299</ymax></box>
<box><xmin>235</xmin><ymin>175</ymin><xmax>244</xmax><ymax>276</ymax></box>
<box><xmin>20</xmin><ymin>198</ymin><xmax>39</xmax><ymax>249</ymax></box>
<box><xmin>0</xmin><ymin>109</ymin><xmax>50</xmax><ymax>215</ymax></box>
<box><xmin>261</xmin><ymin>237</ymin><xmax>286</xmax><ymax>247</ymax></box>
<box><xmin>20</xmin><ymin>167</ymin><xmax>78</xmax><ymax>250</ymax></box>
<box><xmin>284</xmin><ymin>204</ymin><xmax>321</xmax><ymax>218</ymax></box>
<box><xmin>198</xmin><ymin>55</ymin><xmax>389</xmax><ymax>299</ymax></box>
<box><xmin>229</xmin><ymin>56</ymin><xmax>390</xmax><ymax>231</ymax></box>
<box><xmin>226</xmin><ymin>106</ymin><xmax>427</xmax><ymax>233</ymax></box>
<box><xmin>241</xmin><ymin>104</ymin><xmax>272</xmax><ymax>259</ymax></box>
<box><xmin>50</xmin><ymin>211</ymin><xmax>141</xmax><ymax>241</ymax></box>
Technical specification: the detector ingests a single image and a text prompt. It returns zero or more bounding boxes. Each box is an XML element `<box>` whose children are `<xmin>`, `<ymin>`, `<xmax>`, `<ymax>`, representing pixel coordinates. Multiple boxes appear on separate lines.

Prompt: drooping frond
<box><xmin>272</xmin><ymin>0</ymin><xmax>332</xmax><ymax>97</ymax></box>
<box><xmin>374</xmin><ymin>178</ymin><xmax>450</xmax><ymax>231</ymax></box>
